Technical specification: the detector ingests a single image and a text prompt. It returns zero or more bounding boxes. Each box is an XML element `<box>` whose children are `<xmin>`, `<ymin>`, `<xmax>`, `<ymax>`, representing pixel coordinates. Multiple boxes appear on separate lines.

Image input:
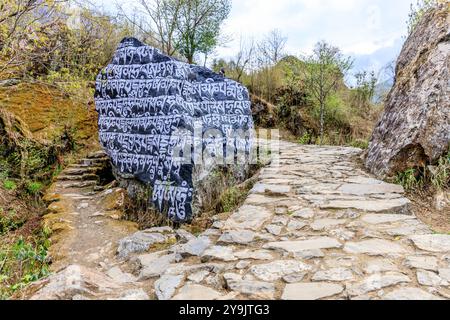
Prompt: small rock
<box><xmin>347</xmin><ymin>272</ymin><xmax>411</xmax><ymax>296</ymax></box>
<box><xmin>155</xmin><ymin>275</ymin><xmax>184</xmax><ymax>300</ymax></box>
<box><xmin>172</xmin><ymin>284</ymin><xmax>223</xmax><ymax>300</ymax></box>
<box><xmin>106</xmin><ymin>266</ymin><xmax>137</xmax><ymax>284</ymax></box>
<box><xmin>417</xmin><ymin>270</ymin><xmax>447</xmax><ymax>286</ymax></box>
<box><xmin>282</xmin><ymin>283</ymin><xmax>343</xmax><ymax>300</ymax></box>
<box><xmin>117</xmin><ymin>289</ymin><xmax>149</xmax><ymax>300</ymax></box>
<box><xmin>188</xmin><ymin>270</ymin><xmax>210</xmax><ymax>283</ymax></box>
<box><xmin>364</xmin><ymin>259</ymin><xmax>398</xmax><ymax>274</ymax></box>
<box><xmin>234</xmin><ymin>249</ymin><xmax>274</xmax><ymax>261</ymax></box>
<box><xmin>404</xmin><ymin>256</ymin><xmax>439</xmax><ymax>271</ymax></box>
<box><xmin>264</xmin><ymin>237</ymin><xmax>342</xmax><ymax>253</ymax></box>
<box><xmin>287</xmin><ymin>220</ymin><xmax>307</xmax><ymax>231</ymax></box>
<box><xmin>235</xmin><ymin>261</ymin><xmax>251</xmax><ymax>269</ymax></box>
<box><xmin>439</xmin><ymin>269</ymin><xmax>450</xmax><ymax>282</ymax></box>
<box><xmin>250</xmin><ymin>260</ymin><xmax>312</xmax><ymax>282</ymax></box>
<box><xmin>283</xmin><ymin>272</ymin><xmax>307</xmax><ymax>283</ymax></box>
<box><xmin>312</xmin><ymin>268</ymin><xmax>354</xmax><ymax>282</ymax></box>
<box><xmin>266</xmin><ymin>225</ymin><xmax>282</xmax><ymax>236</ymax></box>
<box><xmin>293</xmin><ymin>249</ymin><xmax>325</xmax><ymax>260</ymax></box>
<box><xmin>218</xmin><ymin>230</ymin><xmax>256</xmax><ymax>245</ymax></box>
<box><xmin>117</xmin><ymin>232</ymin><xmax>169</xmax><ymax>259</ymax></box>
<box><xmin>311</xmin><ymin>219</ymin><xmax>346</xmax><ymax>231</ymax></box>
<box><xmin>224</xmin><ymin>274</ymin><xmax>275</xmax><ymax>299</ymax></box>
<box><xmin>409</xmin><ymin>235</ymin><xmax>450</xmax><ymax>253</ymax></box>
<box><xmin>201</xmin><ymin>246</ymin><xmax>237</xmax><ymax>262</ymax></box>
<box><xmin>383</xmin><ymin>288</ymin><xmax>443</xmax><ymax>300</ymax></box>
<box><xmin>343</xmin><ymin>239</ymin><xmax>407</xmax><ymax>255</ymax></box>
<box><xmin>291</xmin><ymin>208</ymin><xmax>315</xmax><ymax>219</ymax></box>
<box><xmin>177</xmin><ymin>237</ymin><xmax>212</xmax><ymax>257</ymax></box>
<box><xmin>137</xmin><ymin>253</ymin><xmax>177</xmax><ymax>280</ymax></box>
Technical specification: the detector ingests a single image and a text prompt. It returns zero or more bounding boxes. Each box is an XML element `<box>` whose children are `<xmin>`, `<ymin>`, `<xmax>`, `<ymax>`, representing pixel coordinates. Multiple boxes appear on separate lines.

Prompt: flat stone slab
<box><xmin>409</xmin><ymin>235</ymin><xmax>450</xmax><ymax>253</ymax></box>
<box><xmin>311</xmin><ymin>219</ymin><xmax>346</xmax><ymax>231</ymax></box>
<box><xmin>264</xmin><ymin>237</ymin><xmax>342</xmax><ymax>253</ymax></box>
<box><xmin>282</xmin><ymin>283</ymin><xmax>344</xmax><ymax>300</ymax></box>
<box><xmin>218</xmin><ymin>230</ymin><xmax>256</xmax><ymax>245</ymax></box>
<box><xmin>155</xmin><ymin>275</ymin><xmax>184</xmax><ymax>300</ymax></box>
<box><xmin>172</xmin><ymin>284</ymin><xmax>223</xmax><ymax>300</ymax></box>
<box><xmin>404</xmin><ymin>256</ymin><xmax>439</xmax><ymax>271</ymax></box>
<box><xmin>136</xmin><ymin>253</ymin><xmax>177</xmax><ymax>280</ymax></box>
<box><xmin>224</xmin><ymin>274</ymin><xmax>275</xmax><ymax>299</ymax></box>
<box><xmin>361</xmin><ymin>214</ymin><xmax>416</xmax><ymax>225</ymax></box>
<box><xmin>312</xmin><ymin>268</ymin><xmax>354</xmax><ymax>282</ymax></box>
<box><xmin>320</xmin><ymin>198</ymin><xmax>410</xmax><ymax>213</ymax></box>
<box><xmin>383</xmin><ymin>287</ymin><xmax>444</xmax><ymax>300</ymax></box>
<box><xmin>223</xmin><ymin>205</ymin><xmax>273</xmax><ymax>231</ymax></box>
<box><xmin>251</xmin><ymin>183</ymin><xmax>291</xmax><ymax>194</ymax></box>
<box><xmin>338</xmin><ymin>183</ymin><xmax>404</xmax><ymax>195</ymax></box>
<box><xmin>250</xmin><ymin>260</ymin><xmax>312</xmax><ymax>282</ymax></box>
<box><xmin>348</xmin><ymin>272</ymin><xmax>411</xmax><ymax>296</ymax></box>
<box><xmin>201</xmin><ymin>246</ymin><xmax>237</xmax><ymax>262</ymax></box>
<box><xmin>344</xmin><ymin>239</ymin><xmax>407</xmax><ymax>255</ymax></box>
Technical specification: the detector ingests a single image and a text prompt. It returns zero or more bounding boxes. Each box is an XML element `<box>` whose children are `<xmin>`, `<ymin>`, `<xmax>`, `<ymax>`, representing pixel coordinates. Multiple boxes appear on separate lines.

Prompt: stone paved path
<box><xmin>25</xmin><ymin>142</ymin><xmax>450</xmax><ymax>300</ymax></box>
<box><xmin>140</xmin><ymin>141</ymin><xmax>450</xmax><ymax>300</ymax></box>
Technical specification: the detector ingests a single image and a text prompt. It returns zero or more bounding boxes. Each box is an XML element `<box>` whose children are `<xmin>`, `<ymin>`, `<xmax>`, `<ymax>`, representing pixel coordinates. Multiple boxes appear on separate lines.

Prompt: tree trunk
<box><xmin>319</xmin><ymin>100</ymin><xmax>325</xmax><ymax>145</ymax></box>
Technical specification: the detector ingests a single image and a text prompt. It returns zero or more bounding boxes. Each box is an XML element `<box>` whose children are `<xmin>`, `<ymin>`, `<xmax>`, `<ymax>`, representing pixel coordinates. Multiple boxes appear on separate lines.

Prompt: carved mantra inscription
<box><xmin>94</xmin><ymin>38</ymin><xmax>254</xmax><ymax>222</ymax></box>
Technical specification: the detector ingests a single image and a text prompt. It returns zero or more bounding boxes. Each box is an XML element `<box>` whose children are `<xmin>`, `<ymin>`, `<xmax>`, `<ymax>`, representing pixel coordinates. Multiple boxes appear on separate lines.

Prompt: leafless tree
<box><xmin>258</xmin><ymin>29</ymin><xmax>287</xmax><ymax>65</ymax></box>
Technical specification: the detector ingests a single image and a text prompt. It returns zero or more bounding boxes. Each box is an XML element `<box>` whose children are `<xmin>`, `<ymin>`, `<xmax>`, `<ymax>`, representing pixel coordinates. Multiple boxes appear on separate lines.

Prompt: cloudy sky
<box><xmin>216</xmin><ymin>0</ymin><xmax>413</xmax><ymax>76</ymax></box>
<box><xmin>102</xmin><ymin>0</ymin><xmax>414</xmax><ymax>77</ymax></box>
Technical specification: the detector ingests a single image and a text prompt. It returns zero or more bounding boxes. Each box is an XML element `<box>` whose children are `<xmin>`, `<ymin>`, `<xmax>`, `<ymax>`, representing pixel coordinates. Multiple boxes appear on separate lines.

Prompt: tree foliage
<box><xmin>119</xmin><ymin>0</ymin><xmax>231</xmax><ymax>64</ymax></box>
<box><xmin>301</xmin><ymin>41</ymin><xmax>353</xmax><ymax>144</ymax></box>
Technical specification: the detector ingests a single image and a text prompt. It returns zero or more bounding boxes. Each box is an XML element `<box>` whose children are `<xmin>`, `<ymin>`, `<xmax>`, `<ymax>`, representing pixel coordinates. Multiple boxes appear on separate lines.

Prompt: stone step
<box><xmin>57</xmin><ymin>174</ymin><xmax>99</xmax><ymax>182</ymax></box>
<box><xmin>64</xmin><ymin>167</ymin><xmax>99</xmax><ymax>176</ymax></box>
<box><xmin>87</xmin><ymin>151</ymin><xmax>108</xmax><ymax>159</ymax></box>
<box><xmin>80</xmin><ymin>157</ymin><xmax>110</xmax><ymax>166</ymax></box>
<box><xmin>61</xmin><ymin>180</ymin><xmax>98</xmax><ymax>189</ymax></box>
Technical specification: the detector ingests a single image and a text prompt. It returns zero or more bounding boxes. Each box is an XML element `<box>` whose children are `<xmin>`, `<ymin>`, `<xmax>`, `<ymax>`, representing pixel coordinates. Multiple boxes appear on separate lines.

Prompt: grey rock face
<box><xmin>366</xmin><ymin>5</ymin><xmax>450</xmax><ymax>178</ymax></box>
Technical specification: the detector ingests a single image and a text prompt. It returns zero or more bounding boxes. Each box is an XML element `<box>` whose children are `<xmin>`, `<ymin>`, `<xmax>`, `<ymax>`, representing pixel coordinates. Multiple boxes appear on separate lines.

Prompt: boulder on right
<box><xmin>366</xmin><ymin>4</ymin><xmax>449</xmax><ymax>178</ymax></box>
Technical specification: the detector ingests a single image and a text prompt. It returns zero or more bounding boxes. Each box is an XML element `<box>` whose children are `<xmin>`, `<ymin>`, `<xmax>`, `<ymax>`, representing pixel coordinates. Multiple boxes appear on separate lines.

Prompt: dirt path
<box><xmin>21</xmin><ymin>143</ymin><xmax>450</xmax><ymax>300</ymax></box>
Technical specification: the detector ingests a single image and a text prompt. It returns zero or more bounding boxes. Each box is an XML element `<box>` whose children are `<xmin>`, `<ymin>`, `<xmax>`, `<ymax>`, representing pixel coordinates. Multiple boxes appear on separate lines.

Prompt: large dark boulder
<box><xmin>94</xmin><ymin>38</ymin><xmax>254</xmax><ymax>223</ymax></box>
<box><xmin>366</xmin><ymin>5</ymin><xmax>449</xmax><ymax>178</ymax></box>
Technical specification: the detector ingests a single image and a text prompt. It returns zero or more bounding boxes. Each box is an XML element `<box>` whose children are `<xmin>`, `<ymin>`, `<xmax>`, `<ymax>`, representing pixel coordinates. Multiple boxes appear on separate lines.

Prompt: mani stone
<box><xmin>94</xmin><ymin>37</ymin><xmax>254</xmax><ymax>223</ymax></box>
<box><xmin>281</xmin><ymin>283</ymin><xmax>344</xmax><ymax>300</ymax></box>
<box><xmin>365</xmin><ymin>4</ymin><xmax>450</xmax><ymax>178</ymax></box>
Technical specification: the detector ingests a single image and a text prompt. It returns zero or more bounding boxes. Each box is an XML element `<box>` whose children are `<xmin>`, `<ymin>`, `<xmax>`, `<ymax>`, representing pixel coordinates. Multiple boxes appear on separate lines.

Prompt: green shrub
<box><xmin>349</xmin><ymin>139</ymin><xmax>369</xmax><ymax>149</ymax></box>
<box><xmin>0</xmin><ymin>230</ymin><xmax>51</xmax><ymax>299</ymax></box>
<box><xmin>26</xmin><ymin>182</ymin><xmax>43</xmax><ymax>195</ymax></box>
<box><xmin>395</xmin><ymin>168</ymin><xmax>423</xmax><ymax>191</ymax></box>
<box><xmin>429</xmin><ymin>152</ymin><xmax>450</xmax><ymax>190</ymax></box>
<box><xmin>298</xmin><ymin>132</ymin><xmax>312</xmax><ymax>145</ymax></box>
<box><xmin>3</xmin><ymin>180</ymin><xmax>16</xmax><ymax>191</ymax></box>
